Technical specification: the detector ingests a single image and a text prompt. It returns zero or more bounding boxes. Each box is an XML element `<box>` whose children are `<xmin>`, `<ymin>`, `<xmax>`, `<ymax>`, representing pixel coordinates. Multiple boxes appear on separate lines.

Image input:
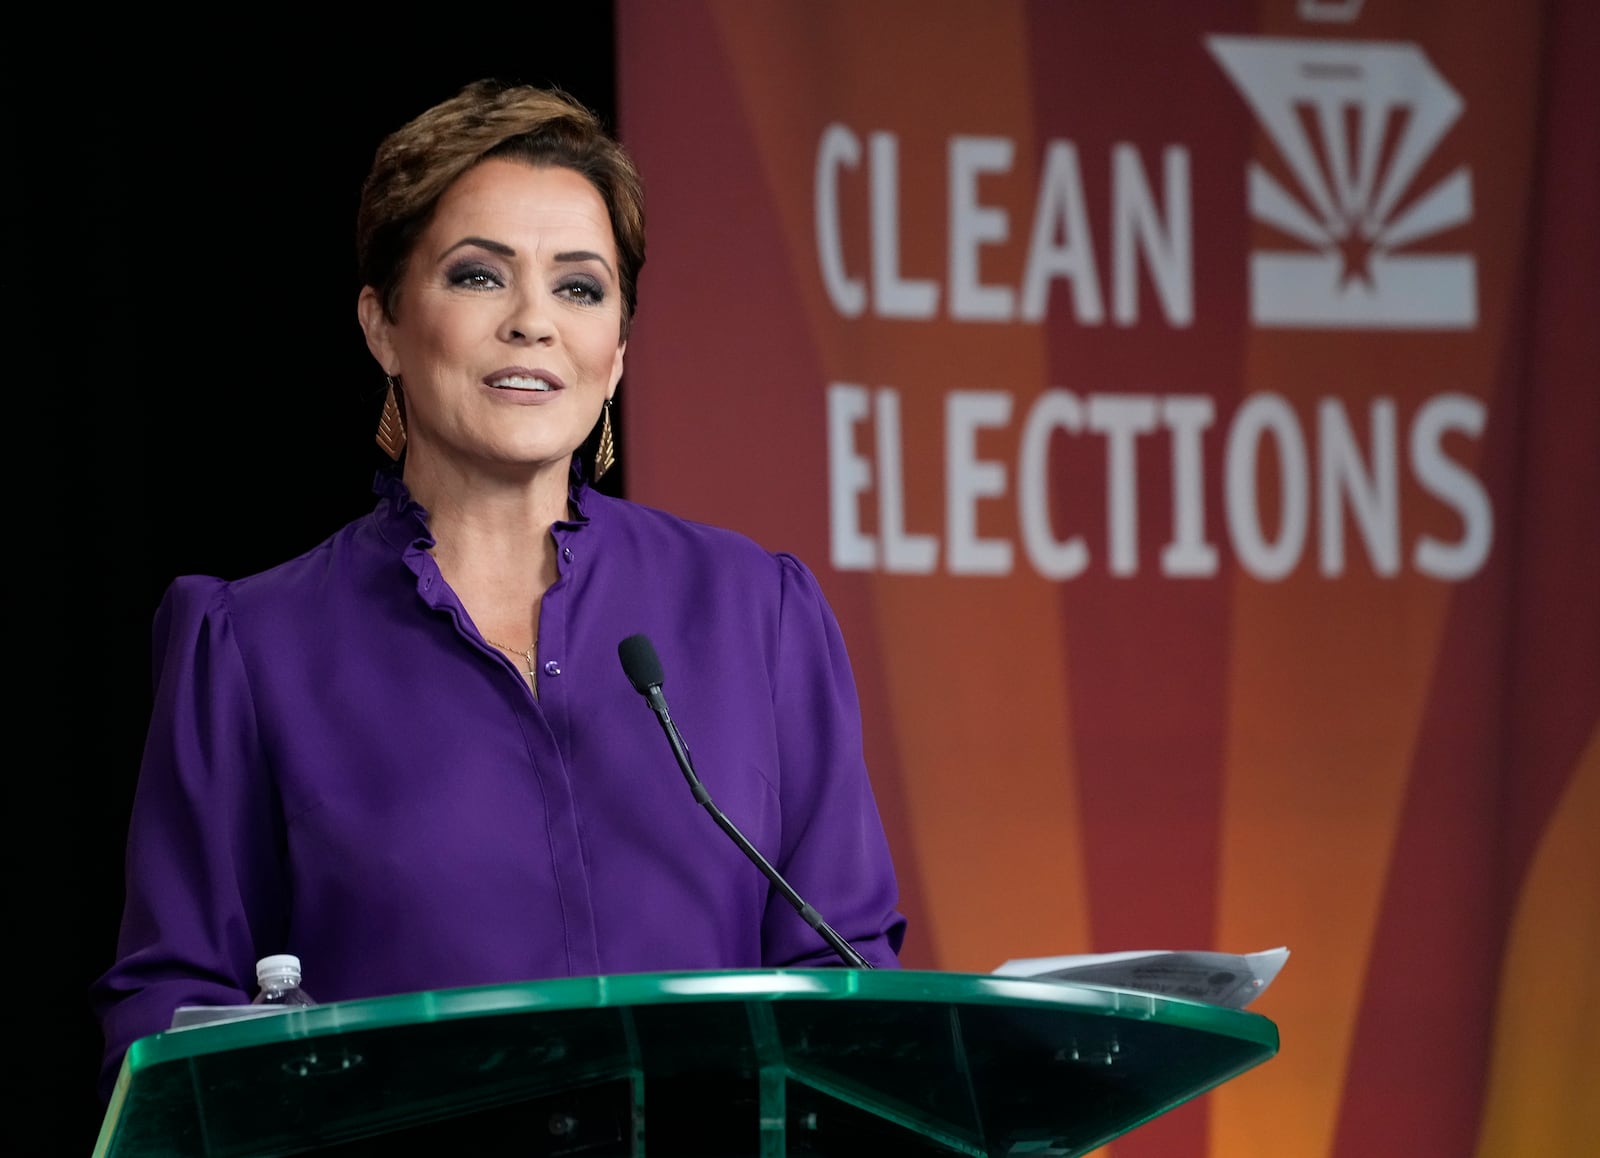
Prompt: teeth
<box><xmin>494</xmin><ymin>375</ymin><xmax>554</xmax><ymax>391</ymax></box>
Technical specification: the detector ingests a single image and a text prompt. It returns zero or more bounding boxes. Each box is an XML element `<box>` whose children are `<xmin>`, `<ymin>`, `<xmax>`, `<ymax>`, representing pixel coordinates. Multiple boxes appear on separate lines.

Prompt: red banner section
<box><xmin>617</xmin><ymin>3</ymin><xmax>1599</xmax><ymax>1155</ymax></box>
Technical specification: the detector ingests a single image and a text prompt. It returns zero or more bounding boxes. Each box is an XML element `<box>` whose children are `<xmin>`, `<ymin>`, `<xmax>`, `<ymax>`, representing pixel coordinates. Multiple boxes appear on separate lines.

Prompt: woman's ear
<box><xmin>608</xmin><ymin>340</ymin><xmax>626</xmax><ymax>397</ymax></box>
<box><xmin>357</xmin><ymin>286</ymin><xmax>399</xmax><ymax>375</ymax></box>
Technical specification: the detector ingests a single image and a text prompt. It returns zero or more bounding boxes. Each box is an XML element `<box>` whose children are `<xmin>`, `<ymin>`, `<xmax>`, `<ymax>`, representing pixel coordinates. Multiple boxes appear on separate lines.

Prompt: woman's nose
<box><xmin>500</xmin><ymin>291</ymin><xmax>555</xmax><ymax>344</ymax></box>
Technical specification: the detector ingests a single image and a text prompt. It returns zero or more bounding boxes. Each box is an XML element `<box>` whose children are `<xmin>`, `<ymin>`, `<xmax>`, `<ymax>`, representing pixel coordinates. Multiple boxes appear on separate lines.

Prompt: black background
<box><xmin>15</xmin><ymin>19</ymin><xmax>619</xmax><ymax>1154</ymax></box>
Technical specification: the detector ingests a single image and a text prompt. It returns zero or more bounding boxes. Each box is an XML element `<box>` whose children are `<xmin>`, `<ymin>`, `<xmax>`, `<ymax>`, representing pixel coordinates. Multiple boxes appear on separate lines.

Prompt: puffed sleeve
<box><xmin>760</xmin><ymin>554</ymin><xmax>908</xmax><ymax>968</ymax></box>
<box><xmin>89</xmin><ymin>576</ymin><xmax>289</xmax><ymax>1102</ymax></box>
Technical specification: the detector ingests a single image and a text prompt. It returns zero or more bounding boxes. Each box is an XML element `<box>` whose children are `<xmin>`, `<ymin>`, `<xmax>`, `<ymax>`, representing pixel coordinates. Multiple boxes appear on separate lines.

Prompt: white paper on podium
<box><xmin>991</xmin><ymin>946</ymin><xmax>1289</xmax><ymax>1010</ymax></box>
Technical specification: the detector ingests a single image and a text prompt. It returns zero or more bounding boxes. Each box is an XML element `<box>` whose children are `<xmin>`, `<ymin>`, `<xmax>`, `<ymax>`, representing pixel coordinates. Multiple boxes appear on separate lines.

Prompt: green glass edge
<box><xmin>120</xmin><ymin>969</ymin><xmax>1279</xmax><ymax>1077</ymax></box>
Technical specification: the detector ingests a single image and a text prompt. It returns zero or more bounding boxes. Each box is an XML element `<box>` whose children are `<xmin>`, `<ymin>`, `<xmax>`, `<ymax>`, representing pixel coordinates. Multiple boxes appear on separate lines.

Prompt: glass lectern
<box><xmin>93</xmin><ymin>969</ymin><xmax>1279</xmax><ymax>1157</ymax></box>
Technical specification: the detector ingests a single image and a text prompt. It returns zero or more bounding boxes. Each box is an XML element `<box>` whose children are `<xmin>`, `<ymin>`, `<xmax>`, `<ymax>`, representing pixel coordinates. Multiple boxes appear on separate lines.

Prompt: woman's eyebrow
<box><xmin>441</xmin><ymin>236</ymin><xmax>516</xmax><ymax>258</ymax></box>
<box><xmin>554</xmin><ymin>250</ymin><xmax>616</xmax><ymax>279</ymax></box>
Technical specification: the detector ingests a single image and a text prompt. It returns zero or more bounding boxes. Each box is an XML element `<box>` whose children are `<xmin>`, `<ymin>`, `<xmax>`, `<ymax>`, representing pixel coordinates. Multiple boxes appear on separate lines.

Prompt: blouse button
<box><xmin>562</xmin><ymin>546</ymin><xmax>574</xmax><ymax>561</ymax></box>
<box><xmin>544</xmin><ymin>660</ymin><xmax>561</xmax><ymax>677</ymax></box>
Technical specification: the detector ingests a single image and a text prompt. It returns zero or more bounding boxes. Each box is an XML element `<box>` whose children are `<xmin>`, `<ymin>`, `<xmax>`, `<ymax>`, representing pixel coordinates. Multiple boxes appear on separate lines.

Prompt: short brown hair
<box><xmin>357</xmin><ymin>79</ymin><xmax>646</xmax><ymax>337</ymax></box>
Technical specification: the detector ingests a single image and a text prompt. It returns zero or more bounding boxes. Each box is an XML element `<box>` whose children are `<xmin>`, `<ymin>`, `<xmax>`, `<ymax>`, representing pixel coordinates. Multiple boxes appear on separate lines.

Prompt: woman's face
<box><xmin>359</xmin><ymin>157</ymin><xmax>626</xmax><ymax>482</ymax></box>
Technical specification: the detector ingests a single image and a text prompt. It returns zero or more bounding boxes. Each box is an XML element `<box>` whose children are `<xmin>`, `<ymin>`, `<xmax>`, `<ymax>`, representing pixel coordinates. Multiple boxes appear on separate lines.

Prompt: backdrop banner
<box><xmin>616</xmin><ymin>2</ymin><xmax>1598</xmax><ymax>1155</ymax></box>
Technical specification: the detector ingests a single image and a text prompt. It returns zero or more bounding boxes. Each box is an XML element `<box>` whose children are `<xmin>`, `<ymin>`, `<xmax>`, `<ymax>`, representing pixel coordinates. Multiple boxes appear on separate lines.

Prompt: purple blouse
<box><xmin>90</xmin><ymin>472</ymin><xmax>906</xmax><ymax>1099</ymax></box>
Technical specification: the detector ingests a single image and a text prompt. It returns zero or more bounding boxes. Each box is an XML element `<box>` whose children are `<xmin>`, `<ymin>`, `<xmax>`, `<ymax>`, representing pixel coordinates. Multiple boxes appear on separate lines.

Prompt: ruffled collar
<box><xmin>369</xmin><ymin>466</ymin><xmax>594</xmax><ymax>551</ymax></box>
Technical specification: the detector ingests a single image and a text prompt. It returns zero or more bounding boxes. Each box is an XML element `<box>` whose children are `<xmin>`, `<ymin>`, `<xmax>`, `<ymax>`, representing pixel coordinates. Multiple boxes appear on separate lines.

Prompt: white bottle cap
<box><xmin>256</xmin><ymin>954</ymin><xmax>302</xmax><ymax>979</ymax></box>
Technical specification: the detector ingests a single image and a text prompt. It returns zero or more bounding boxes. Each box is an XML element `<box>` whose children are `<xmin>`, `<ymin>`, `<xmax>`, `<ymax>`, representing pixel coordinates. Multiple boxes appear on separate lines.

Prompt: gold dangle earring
<box><xmin>594</xmin><ymin>398</ymin><xmax>616</xmax><ymax>481</ymax></box>
<box><xmin>376</xmin><ymin>375</ymin><xmax>407</xmax><ymax>460</ymax></box>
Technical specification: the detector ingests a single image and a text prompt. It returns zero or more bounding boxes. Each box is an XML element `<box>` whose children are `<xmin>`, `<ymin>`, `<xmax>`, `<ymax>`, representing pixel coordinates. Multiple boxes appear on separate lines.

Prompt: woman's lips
<box><xmin>486</xmin><ymin>367</ymin><xmax>567</xmax><ymax>392</ymax></box>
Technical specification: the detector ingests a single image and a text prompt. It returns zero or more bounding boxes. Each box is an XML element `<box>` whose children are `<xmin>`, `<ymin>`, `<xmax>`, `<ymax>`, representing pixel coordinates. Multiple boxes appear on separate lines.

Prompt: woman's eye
<box><xmin>558</xmin><ymin>276</ymin><xmax>605</xmax><ymax>305</ymax></box>
<box><xmin>447</xmin><ymin>263</ymin><xmax>504</xmax><ymax>290</ymax></box>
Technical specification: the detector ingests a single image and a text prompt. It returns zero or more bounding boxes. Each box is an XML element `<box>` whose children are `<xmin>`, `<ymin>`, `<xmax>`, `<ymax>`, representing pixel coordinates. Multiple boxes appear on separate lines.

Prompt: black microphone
<box><xmin>617</xmin><ymin>633</ymin><xmax>874</xmax><ymax>970</ymax></box>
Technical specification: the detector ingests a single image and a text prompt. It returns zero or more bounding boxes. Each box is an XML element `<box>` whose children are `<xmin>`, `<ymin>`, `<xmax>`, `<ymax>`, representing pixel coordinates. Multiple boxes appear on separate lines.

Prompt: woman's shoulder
<box><xmin>157</xmin><ymin>512</ymin><xmax>386</xmax><ymax>622</ymax></box>
<box><xmin>587</xmin><ymin>492</ymin><xmax>806</xmax><ymax>574</ymax></box>
<box><xmin>583</xmin><ymin>494</ymin><xmax>836</xmax><ymax>626</ymax></box>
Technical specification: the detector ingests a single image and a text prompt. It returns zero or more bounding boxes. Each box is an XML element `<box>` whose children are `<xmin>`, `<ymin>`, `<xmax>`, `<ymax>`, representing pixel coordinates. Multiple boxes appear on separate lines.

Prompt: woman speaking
<box><xmin>90</xmin><ymin>78</ymin><xmax>906</xmax><ymax>1101</ymax></box>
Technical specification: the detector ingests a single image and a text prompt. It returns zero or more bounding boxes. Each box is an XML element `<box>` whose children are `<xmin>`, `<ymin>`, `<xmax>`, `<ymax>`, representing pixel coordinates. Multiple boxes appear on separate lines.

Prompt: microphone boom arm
<box><xmin>640</xmin><ymin>685</ymin><xmax>874</xmax><ymax>970</ymax></box>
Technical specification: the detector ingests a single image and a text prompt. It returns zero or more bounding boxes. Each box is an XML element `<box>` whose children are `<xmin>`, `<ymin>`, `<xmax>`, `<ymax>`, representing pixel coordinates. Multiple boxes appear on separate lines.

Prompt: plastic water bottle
<box><xmin>251</xmin><ymin>954</ymin><xmax>317</xmax><ymax>1007</ymax></box>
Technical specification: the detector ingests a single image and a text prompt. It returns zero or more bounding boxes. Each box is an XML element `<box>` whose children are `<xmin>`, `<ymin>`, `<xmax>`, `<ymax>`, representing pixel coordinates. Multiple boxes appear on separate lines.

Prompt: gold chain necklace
<box><xmin>484</xmin><ymin>637</ymin><xmax>538</xmax><ymax>678</ymax></box>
